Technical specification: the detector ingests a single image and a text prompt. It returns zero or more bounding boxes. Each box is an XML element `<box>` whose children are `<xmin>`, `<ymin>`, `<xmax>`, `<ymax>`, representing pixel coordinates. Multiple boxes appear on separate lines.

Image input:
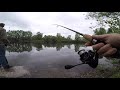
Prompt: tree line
<box><xmin>6</xmin><ymin>30</ymin><xmax>86</xmax><ymax>44</ymax></box>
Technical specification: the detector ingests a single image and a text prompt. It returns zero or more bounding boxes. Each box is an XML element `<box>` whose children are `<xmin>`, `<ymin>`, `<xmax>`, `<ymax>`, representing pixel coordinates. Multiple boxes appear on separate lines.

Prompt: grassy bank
<box><xmin>77</xmin><ymin>58</ymin><xmax>120</xmax><ymax>78</ymax></box>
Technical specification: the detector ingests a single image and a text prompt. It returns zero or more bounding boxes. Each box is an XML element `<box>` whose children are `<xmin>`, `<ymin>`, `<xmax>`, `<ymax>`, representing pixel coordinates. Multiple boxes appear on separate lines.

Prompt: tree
<box><xmin>67</xmin><ymin>35</ymin><xmax>72</xmax><ymax>40</ymax></box>
<box><xmin>56</xmin><ymin>33</ymin><xmax>62</xmax><ymax>43</ymax></box>
<box><xmin>57</xmin><ymin>33</ymin><xmax>61</xmax><ymax>37</ymax></box>
<box><xmin>87</xmin><ymin>12</ymin><xmax>120</xmax><ymax>33</ymax></box>
<box><xmin>36</xmin><ymin>32</ymin><xmax>43</xmax><ymax>40</ymax></box>
<box><xmin>93</xmin><ymin>27</ymin><xmax>106</xmax><ymax>35</ymax></box>
<box><xmin>7</xmin><ymin>30</ymin><xmax>32</xmax><ymax>43</ymax></box>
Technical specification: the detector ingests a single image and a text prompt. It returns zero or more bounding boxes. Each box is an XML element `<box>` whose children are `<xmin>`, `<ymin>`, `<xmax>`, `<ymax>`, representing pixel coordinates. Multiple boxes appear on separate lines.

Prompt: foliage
<box><xmin>32</xmin><ymin>32</ymin><xmax>43</xmax><ymax>41</ymax></box>
<box><xmin>6</xmin><ymin>30</ymin><xmax>86</xmax><ymax>44</ymax></box>
<box><xmin>7</xmin><ymin>30</ymin><xmax>32</xmax><ymax>43</ymax></box>
<box><xmin>87</xmin><ymin>12</ymin><xmax>120</xmax><ymax>28</ymax></box>
<box><xmin>87</xmin><ymin>12</ymin><xmax>120</xmax><ymax>35</ymax></box>
<box><xmin>93</xmin><ymin>27</ymin><xmax>106</xmax><ymax>35</ymax></box>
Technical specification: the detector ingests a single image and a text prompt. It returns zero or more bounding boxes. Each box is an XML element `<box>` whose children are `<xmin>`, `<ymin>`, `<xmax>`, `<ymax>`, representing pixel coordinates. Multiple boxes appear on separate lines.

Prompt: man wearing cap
<box><xmin>0</xmin><ymin>23</ymin><xmax>12</xmax><ymax>70</ymax></box>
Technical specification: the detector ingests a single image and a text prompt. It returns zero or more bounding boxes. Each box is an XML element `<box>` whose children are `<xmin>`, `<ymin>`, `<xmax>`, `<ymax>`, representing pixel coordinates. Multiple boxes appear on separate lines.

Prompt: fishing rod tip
<box><xmin>52</xmin><ymin>24</ymin><xmax>60</xmax><ymax>27</ymax></box>
<box><xmin>52</xmin><ymin>24</ymin><xmax>57</xmax><ymax>25</ymax></box>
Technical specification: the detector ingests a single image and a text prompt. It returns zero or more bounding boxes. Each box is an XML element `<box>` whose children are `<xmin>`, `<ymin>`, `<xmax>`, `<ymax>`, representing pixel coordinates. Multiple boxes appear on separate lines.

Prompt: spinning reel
<box><xmin>65</xmin><ymin>46</ymin><xmax>99</xmax><ymax>69</ymax></box>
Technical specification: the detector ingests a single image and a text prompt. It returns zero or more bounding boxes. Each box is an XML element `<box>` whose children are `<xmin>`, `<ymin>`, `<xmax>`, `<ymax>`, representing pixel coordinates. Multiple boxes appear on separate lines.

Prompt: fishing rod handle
<box><xmin>83</xmin><ymin>34</ymin><xmax>106</xmax><ymax>45</ymax></box>
<box><xmin>91</xmin><ymin>37</ymin><xmax>120</xmax><ymax>58</ymax></box>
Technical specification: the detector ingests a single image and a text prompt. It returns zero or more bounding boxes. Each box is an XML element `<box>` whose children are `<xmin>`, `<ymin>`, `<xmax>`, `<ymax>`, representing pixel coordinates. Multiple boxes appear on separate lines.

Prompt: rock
<box><xmin>0</xmin><ymin>66</ymin><xmax>31</xmax><ymax>78</ymax></box>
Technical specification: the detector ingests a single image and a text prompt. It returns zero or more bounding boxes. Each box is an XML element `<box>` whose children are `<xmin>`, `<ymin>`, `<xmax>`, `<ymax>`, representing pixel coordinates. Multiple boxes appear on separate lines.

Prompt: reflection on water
<box><xmin>67</xmin><ymin>44</ymin><xmax>71</xmax><ymax>49</ymax></box>
<box><xmin>6</xmin><ymin>43</ymin><xmax>83</xmax><ymax>67</ymax></box>
<box><xmin>6</xmin><ymin>43</ymin><xmax>85</xmax><ymax>70</ymax></box>
<box><xmin>74</xmin><ymin>44</ymin><xmax>81</xmax><ymax>52</ymax></box>
<box><xmin>5</xmin><ymin>43</ymin><xmax>109</xmax><ymax>78</ymax></box>
<box><xmin>7</xmin><ymin>43</ymin><xmax>32</xmax><ymax>53</ymax></box>
<box><xmin>32</xmin><ymin>43</ymin><xmax>43</xmax><ymax>51</ymax></box>
<box><xmin>6</xmin><ymin>43</ymin><xmax>83</xmax><ymax>52</ymax></box>
<box><xmin>5</xmin><ymin>43</ymin><xmax>96</xmax><ymax>78</ymax></box>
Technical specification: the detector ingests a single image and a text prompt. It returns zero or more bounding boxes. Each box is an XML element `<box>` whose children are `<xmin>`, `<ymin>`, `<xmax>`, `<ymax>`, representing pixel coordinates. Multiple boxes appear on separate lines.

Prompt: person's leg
<box><xmin>0</xmin><ymin>56</ymin><xmax>2</xmax><ymax>68</ymax></box>
<box><xmin>0</xmin><ymin>45</ymin><xmax>9</xmax><ymax>69</ymax></box>
<box><xmin>4</xmin><ymin>46</ymin><xmax>9</xmax><ymax>64</ymax></box>
<box><xmin>0</xmin><ymin>56</ymin><xmax>9</xmax><ymax>68</ymax></box>
<box><xmin>0</xmin><ymin>48</ymin><xmax>2</xmax><ymax>68</ymax></box>
<box><xmin>0</xmin><ymin>45</ymin><xmax>4</xmax><ymax>68</ymax></box>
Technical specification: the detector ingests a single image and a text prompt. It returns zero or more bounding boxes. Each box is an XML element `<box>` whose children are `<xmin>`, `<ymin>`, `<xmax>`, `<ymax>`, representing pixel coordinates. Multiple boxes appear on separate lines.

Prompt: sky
<box><xmin>0</xmin><ymin>12</ymin><xmax>98</xmax><ymax>39</ymax></box>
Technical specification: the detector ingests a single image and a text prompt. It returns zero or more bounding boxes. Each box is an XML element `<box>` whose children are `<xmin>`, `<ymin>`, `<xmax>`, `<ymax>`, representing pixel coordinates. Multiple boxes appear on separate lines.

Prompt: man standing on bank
<box><xmin>0</xmin><ymin>23</ymin><xmax>12</xmax><ymax>70</ymax></box>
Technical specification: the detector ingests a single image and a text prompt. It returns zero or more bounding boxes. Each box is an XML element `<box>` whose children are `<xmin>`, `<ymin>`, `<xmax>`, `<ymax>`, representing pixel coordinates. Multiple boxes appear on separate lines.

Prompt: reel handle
<box><xmin>65</xmin><ymin>63</ymin><xmax>84</xmax><ymax>69</ymax></box>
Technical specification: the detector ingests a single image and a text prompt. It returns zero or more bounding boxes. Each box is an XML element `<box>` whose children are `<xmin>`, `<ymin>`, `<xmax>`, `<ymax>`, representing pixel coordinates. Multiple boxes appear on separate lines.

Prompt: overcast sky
<box><xmin>0</xmin><ymin>12</ymin><xmax>98</xmax><ymax>39</ymax></box>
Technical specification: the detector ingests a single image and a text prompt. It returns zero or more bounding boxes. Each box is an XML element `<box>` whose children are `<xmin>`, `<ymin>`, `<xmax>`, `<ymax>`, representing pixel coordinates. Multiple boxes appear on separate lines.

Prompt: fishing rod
<box><xmin>53</xmin><ymin>24</ymin><xmax>84</xmax><ymax>36</ymax></box>
<box><xmin>53</xmin><ymin>24</ymin><xmax>101</xmax><ymax>69</ymax></box>
<box><xmin>53</xmin><ymin>24</ymin><xmax>99</xmax><ymax>45</ymax></box>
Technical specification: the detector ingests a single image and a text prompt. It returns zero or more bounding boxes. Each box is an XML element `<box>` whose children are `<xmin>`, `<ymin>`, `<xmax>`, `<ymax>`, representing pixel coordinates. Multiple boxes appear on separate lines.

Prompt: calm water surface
<box><xmin>5</xmin><ymin>43</ymin><xmax>108</xmax><ymax>78</ymax></box>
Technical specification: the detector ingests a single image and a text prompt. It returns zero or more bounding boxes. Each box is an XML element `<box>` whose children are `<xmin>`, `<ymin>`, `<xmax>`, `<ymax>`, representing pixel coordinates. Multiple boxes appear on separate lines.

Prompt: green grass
<box><xmin>111</xmin><ymin>58</ymin><xmax>120</xmax><ymax>64</ymax></box>
<box><xmin>110</xmin><ymin>72</ymin><xmax>120</xmax><ymax>78</ymax></box>
<box><xmin>78</xmin><ymin>65</ymin><xmax>120</xmax><ymax>78</ymax></box>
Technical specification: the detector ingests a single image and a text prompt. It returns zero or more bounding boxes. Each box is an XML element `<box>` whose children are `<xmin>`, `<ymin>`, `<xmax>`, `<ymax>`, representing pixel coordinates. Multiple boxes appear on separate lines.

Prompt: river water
<box><xmin>4</xmin><ymin>43</ymin><xmax>110</xmax><ymax>78</ymax></box>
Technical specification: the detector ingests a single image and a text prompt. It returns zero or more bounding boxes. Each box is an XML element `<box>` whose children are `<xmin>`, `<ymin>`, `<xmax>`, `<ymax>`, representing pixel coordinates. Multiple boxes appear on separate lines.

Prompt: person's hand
<box><xmin>85</xmin><ymin>33</ymin><xmax>120</xmax><ymax>57</ymax></box>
